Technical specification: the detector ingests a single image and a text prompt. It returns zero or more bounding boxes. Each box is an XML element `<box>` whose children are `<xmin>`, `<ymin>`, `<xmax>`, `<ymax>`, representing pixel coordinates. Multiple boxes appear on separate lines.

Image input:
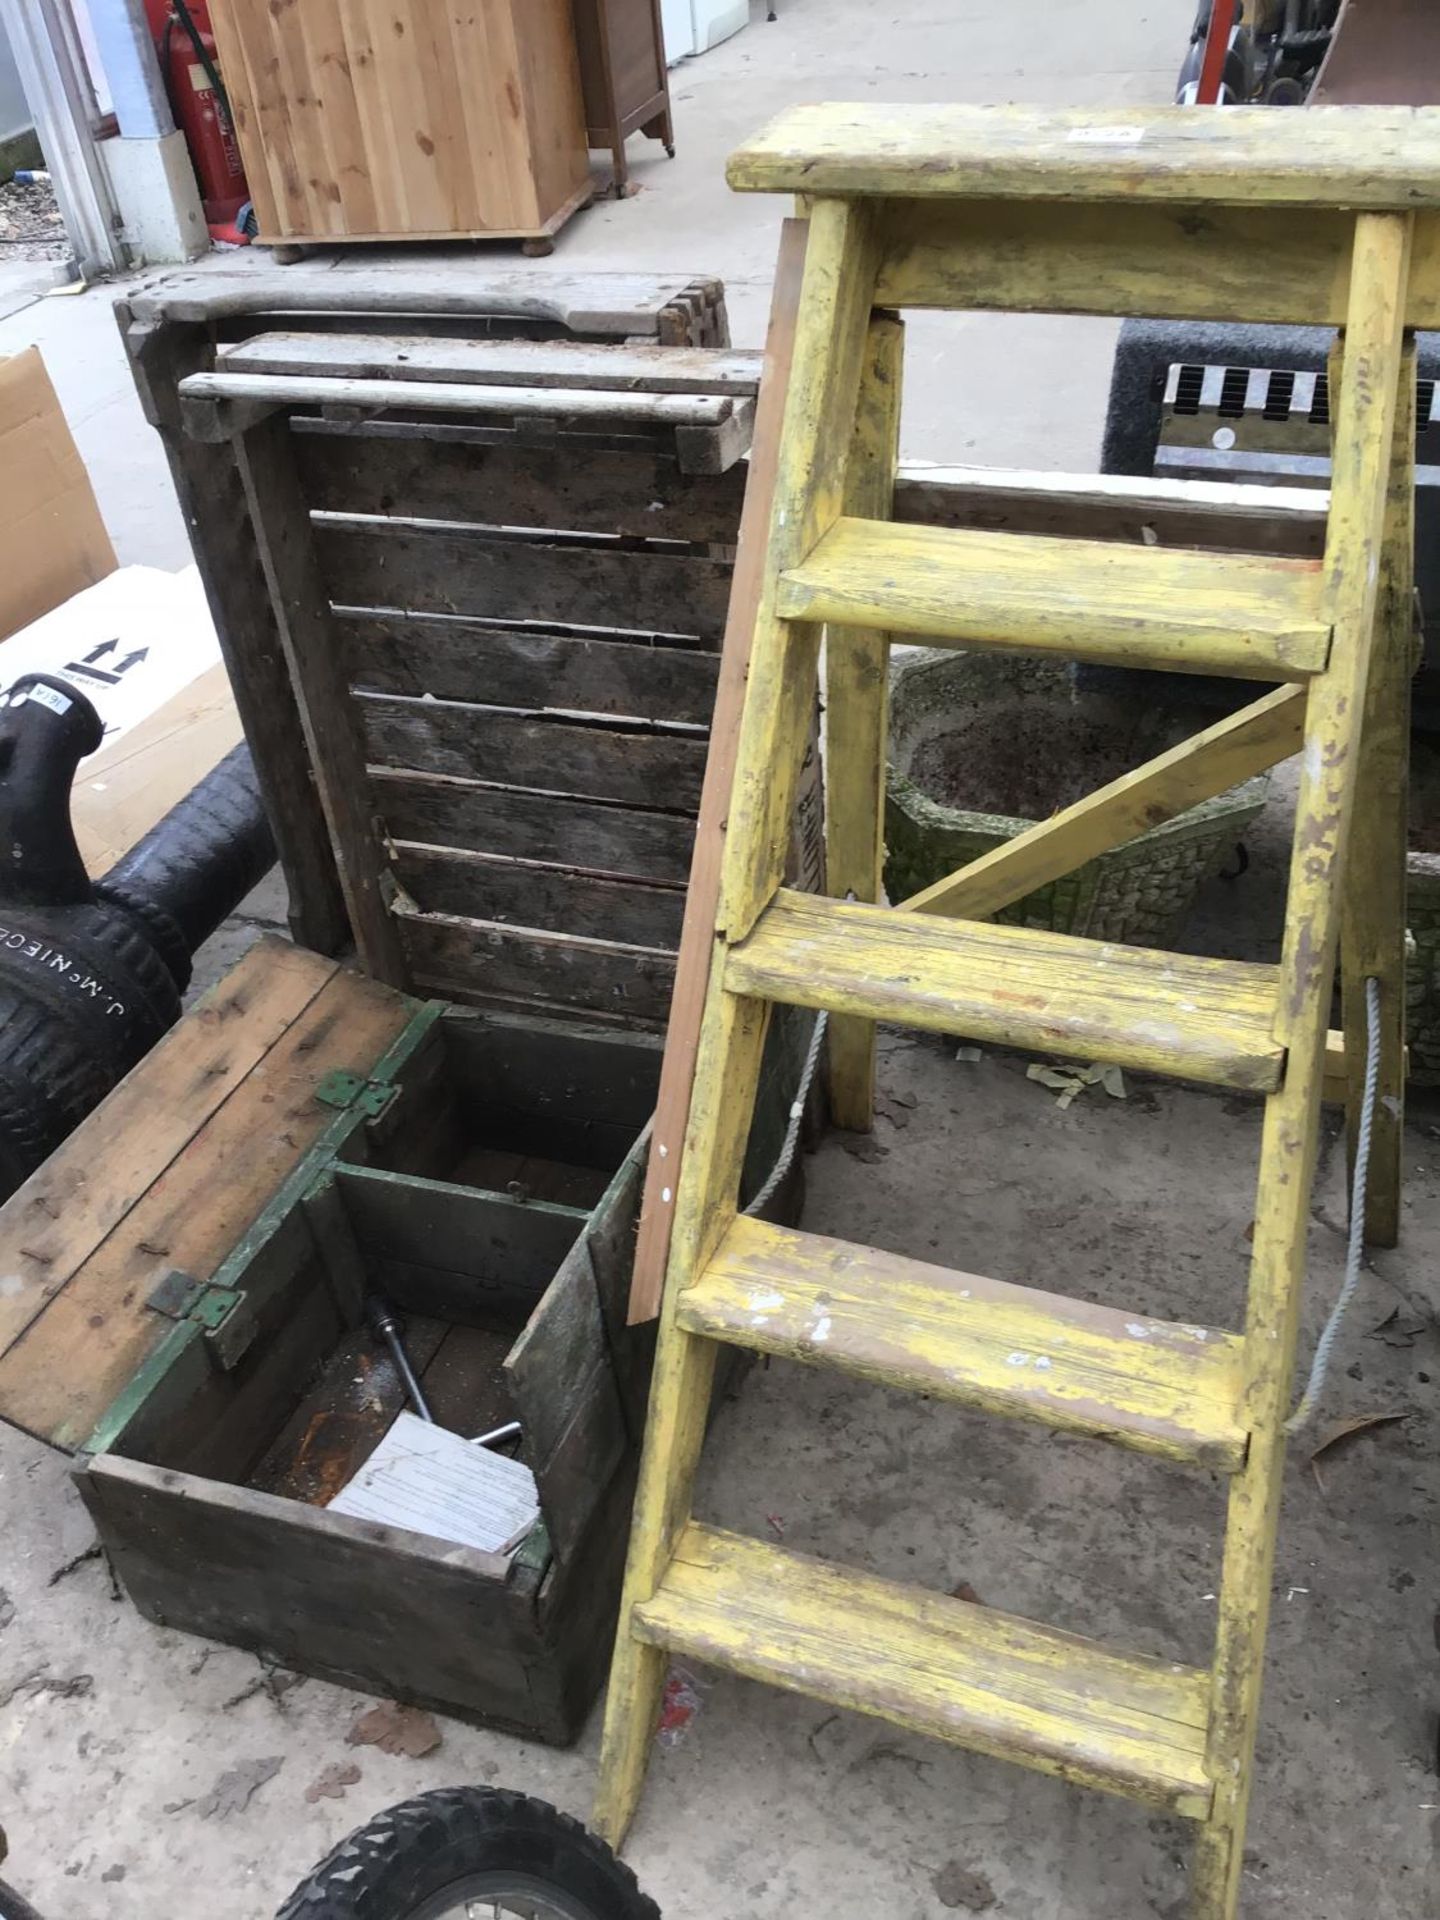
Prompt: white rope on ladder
<box><xmin>744</xmin><ymin>1010</ymin><xmax>828</xmax><ymax>1218</ymax></box>
<box><xmin>1285</xmin><ymin>974</ymin><xmax>1382</xmax><ymax>1435</ymax></box>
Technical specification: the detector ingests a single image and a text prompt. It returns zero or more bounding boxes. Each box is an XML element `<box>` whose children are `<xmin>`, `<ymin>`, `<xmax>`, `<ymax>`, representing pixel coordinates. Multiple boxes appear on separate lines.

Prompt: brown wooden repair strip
<box><xmin>627</xmin><ymin>219</ymin><xmax>809</xmax><ymax>1323</ymax></box>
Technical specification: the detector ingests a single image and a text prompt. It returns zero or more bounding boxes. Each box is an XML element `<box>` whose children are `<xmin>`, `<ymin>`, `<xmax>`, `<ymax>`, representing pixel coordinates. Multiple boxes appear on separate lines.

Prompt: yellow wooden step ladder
<box><xmin>594</xmin><ymin>104</ymin><xmax>1439</xmax><ymax>1917</ymax></box>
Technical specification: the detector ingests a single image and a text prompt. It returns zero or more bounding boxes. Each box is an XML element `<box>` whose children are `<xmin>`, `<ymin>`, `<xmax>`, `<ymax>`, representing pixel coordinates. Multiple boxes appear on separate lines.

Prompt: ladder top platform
<box><xmin>727</xmin><ymin>103</ymin><xmax>1440</xmax><ymax>209</ymax></box>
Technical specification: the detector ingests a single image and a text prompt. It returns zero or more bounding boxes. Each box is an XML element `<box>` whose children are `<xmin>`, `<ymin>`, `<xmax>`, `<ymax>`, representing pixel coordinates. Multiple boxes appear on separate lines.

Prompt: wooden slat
<box><xmin>901</xmin><ymin>685</ymin><xmax>1307</xmax><ymax>919</ymax></box>
<box><xmin>341</xmin><ymin>613</ymin><xmax>720</xmax><ymax>725</ymax></box>
<box><xmin>634</xmin><ymin>1523</ymin><xmax>1214</xmax><ymax>1818</ymax></box>
<box><xmin>439</xmin><ymin>1012</ymin><xmax>660</xmax><ymax>1156</ymax></box>
<box><xmin>397</xmin><ymin>908</ymin><xmax>675</xmax><ymax>1027</ymax></box>
<box><xmin>181</xmin><ymin>370</ymin><xmax>747</xmax><ymax>429</ymax></box>
<box><xmin>779</xmin><ymin>518</ymin><xmax>1331</xmax><ymax>680</ymax></box>
<box><xmin>1194</xmin><ymin>208</ymin><xmax>1415</xmax><ymax>1913</ymax></box>
<box><xmin>726</xmin><ymin>103</ymin><xmax>1440</xmax><ymax>208</ymax></box>
<box><xmin>872</xmin><ymin>198</ymin><xmax>1440</xmax><ymax>328</ymax></box>
<box><xmin>314</xmin><ymin>521</ymin><xmax>733</xmax><ymax>642</ymax></box>
<box><xmin>1340</xmin><ymin>337</ymin><xmax>1416</xmax><ymax>1246</ymax></box>
<box><xmin>73</xmin><ymin>1456</ymin><xmax>563</xmax><ymax>1733</ymax></box>
<box><xmin>824</xmin><ymin>313</ymin><xmax>902</xmax><ymax>1129</ymax></box>
<box><xmin>394</xmin><ymin>845</ymin><xmax>685</xmax><ymax>950</ymax></box>
<box><xmin>682</xmin><ymin>1216</ymin><xmax>1246</xmax><ymax>1470</ymax></box>
<box><xmin>119</xmin><ymin>309</ymin><xmax>350</xmax><ymax>956</ymax></box>
<box><xmin>0</xmin><ymin>962</ymin><xmax>414</xmax><ymax>1451</ymax></box>
<box><xmin>893</xmin><ymin>466</ymin><xmax>1328</xmax><ymax>558</ymax></box>
<box><xmin>598</xmin><ymin>203</ymin><xmax>887</xmax><ymax>1842</ymax></box>
<box><xmin>294</xmin><ymin>426</ymin><xmax>747</xmax><ymax>542</ymax></box>
<box><xmin>333</xmin><ymin>1165</ymin><xmax>586</xmax><ymax>1327</ymax></box>
<box><xmin>236</xmin><ymin>414</ymin><xmax>409</xmax><ymax>986</ymax></box>
<box><xmin>360</xmin><ymin>694</ymin><xmax>707</xmax><ymax>809</ymax></box>
<box><xmin>626</xmin><ymin>220</ymin><xmax>810</xmax><ymax>1324</ymax></box>
<box><xmin>371</xmin><ymin>771</ymin><xmax>696</xmax><ymax>884</ymax></box>
<box><xmin>506</xmin><ymin>1171</ymin><xmax>633</xmax><ymax>1560</ymax></box>
<box><xmin>127</xmin><ymin>268</ymin><xmax>727</xmax><ymax>335</ymax></box>
<box><xmin>0</xmin><ymin>940</ymin><xmax>334</xmax><ymax>1367</ymax></box>
<box><xmin>726</xmin><ymin>889</ymin><xmax>1286</xmax><ymax>1093</ymax></box>
<box><xmin>222</xmin><ymin>333</ymin><xmax>763</xmax><ymax>395</ymax></box>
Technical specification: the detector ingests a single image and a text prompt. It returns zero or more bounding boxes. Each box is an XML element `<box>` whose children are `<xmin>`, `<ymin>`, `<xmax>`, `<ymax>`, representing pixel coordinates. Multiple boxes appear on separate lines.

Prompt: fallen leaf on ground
<box><xmin>933</xmin><ymin>1860</ymin><xmax>997</xmax><ymax>1910</ymax></box>
<box><xmin>1309</xmin><ymin>1411</ymin><xmax>1409</xmax><ymax>1464</ymax></box>
<box><xmin>346</xmin><ymin>1701</ymin><xmax>442</xmax><ymax>1759</ymax></box>
<box><xmin>1026</xmin><ymin>1062</ymin><xmax>1126</xmax><ymax>1109</ymax></box>
<box><xmin>195</xmin><ymin>1755</ymin><xmax>284</xmax><ymax>1820</ymax></box>
<box><xmin>1366</xmin><ymin>1308</ymin><xmax>1427</xmax><ymax>1349</ymax></box>
<box><xmin>305</xmin><ymin>1762</ymin><xmax>362</xmax><ymax>1804</ymax></box>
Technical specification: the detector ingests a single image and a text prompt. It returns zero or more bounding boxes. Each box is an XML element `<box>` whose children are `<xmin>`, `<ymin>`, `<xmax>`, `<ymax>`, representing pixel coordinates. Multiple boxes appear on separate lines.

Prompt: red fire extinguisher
<box><xmin>148</xmin><ymin>1</ymin><xmax>252</xmax><ymax>239</ymax></box>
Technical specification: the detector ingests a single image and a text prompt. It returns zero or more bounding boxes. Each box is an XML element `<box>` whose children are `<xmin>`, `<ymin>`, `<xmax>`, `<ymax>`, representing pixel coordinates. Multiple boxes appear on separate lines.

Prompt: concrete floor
<box><xmin>2</xmin><ymin>1</ymin><xmax>1438</xmax><ymax>1915</ymax></box>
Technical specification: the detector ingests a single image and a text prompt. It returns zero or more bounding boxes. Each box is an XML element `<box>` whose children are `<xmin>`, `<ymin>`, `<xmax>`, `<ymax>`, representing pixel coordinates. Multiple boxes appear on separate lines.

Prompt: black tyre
<box><xmin>0</xmin><ymin>1877</ymin><xmax>46</xmax><ymax>1920</ymax></box>
<box><xmin>276</xmin><ymin>1789</ymin><xmax>660</xmax><ymax>1920</ymax></box>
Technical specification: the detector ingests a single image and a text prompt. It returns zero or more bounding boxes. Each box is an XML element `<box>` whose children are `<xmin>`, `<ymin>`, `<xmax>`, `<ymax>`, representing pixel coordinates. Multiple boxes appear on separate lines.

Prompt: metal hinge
<box><xmin>146</xmin><ymin>1269</ymin><xmax>257</xmax><ymax>1371</ymax></box>
<box><xmin>315</xmin><ymin>1068</ymin><xmax>401</xmax><ymax>1122</ymax></box>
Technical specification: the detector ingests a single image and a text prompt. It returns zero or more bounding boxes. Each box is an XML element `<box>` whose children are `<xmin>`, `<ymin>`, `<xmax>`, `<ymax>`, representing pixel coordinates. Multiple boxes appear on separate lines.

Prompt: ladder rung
<box><xmin>680</xmin><ymin>1216</ymin><xmax>1247</xmax><ymax>1471</ymax></box>
<box><xmin>777</xmin><ymin>517</ymin><xmax>1331</xmax><ymax>680</ymax></box>
<box><xmin>725</xmin><ymin>891</ymin><xmax>1285</xmax><ymax>1092</ymax></box>
<box><xmin>632</xmin><ymin>1522</ymin><xmax>1216</xmax><ymax>1819</ymax></box>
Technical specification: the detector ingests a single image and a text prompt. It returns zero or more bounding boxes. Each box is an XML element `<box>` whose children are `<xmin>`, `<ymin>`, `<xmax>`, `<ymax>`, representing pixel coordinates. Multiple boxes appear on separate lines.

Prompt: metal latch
<box><xmin>315</xmin><ymin>1068</ymin><xmax>400</xmax><ymax>1122</ymax></box>
<box><xmin>146</xmin><ymin>1269</ymin><xmax>257</xmax><ymax>1371</ymax></box>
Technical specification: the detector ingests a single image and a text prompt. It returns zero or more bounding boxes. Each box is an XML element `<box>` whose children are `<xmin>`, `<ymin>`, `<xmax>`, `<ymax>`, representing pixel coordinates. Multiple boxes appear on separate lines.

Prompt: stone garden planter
<box><xmin>884</xmin><ymin>650</ymin><xmax>1270</xmax><ymax>948</ymax></box>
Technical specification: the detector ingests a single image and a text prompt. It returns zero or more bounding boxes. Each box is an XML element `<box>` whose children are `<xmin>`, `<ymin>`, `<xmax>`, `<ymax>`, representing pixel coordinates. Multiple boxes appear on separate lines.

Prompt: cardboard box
<box><xmin>1</xmin><ymin>564</ymin><xmax>241</xmax><ymax>874</ymax></box>
<box><xmin>0</xmin><ymin>353</ymin><xmax>243</xmax><ymax>871</ymax></box>
<box><xmin>0</xmin><ymin>348</ymin><xmax>116</xmax><ymax>641</ymax></box>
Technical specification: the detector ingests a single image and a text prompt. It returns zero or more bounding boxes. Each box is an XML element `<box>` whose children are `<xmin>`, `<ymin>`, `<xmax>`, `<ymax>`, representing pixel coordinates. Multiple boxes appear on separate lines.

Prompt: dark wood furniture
<box><xmin>570</xmin><ymin>0</ymin><xmax>676</xmax><ymax>196</ymax></box>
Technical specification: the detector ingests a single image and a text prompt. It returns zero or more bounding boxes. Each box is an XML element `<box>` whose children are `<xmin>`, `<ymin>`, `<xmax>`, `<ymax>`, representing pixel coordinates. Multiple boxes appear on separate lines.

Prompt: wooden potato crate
<box><xmin>117</xmin><ymin>269</ymin><xmax>732</xmax><ymax>962</ymax></box>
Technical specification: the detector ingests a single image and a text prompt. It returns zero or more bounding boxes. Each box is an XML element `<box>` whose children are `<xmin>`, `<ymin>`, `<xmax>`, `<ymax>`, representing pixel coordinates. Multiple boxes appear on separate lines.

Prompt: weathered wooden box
<box><xmin>0</xmin><ymin>934</ymin><xmax>798</xmax><ymax>1744</ymax></box>
<box><xmin>39</xmin><ymin>939</ymin><xmax>659</xmax><ymax>1742</ymax></box>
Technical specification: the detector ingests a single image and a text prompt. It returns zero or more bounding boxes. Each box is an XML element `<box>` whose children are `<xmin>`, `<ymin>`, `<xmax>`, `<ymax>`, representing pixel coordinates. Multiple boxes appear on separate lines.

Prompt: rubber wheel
<box><xmin>275</xmin><ymin>1789</ymin><xmax>661</xmax><ymax>1920</ymax></box>
<box><xmin>0</xmin><ymin>1877</ymin><xmax>46</xmax><ymax>1920</ymax></box>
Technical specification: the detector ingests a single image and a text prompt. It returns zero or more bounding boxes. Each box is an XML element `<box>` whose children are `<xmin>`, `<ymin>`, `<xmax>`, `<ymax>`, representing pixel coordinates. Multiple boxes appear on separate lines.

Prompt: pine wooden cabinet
<box><xmin>209</xmin><ymin>0</ymin><xmax>593</xmax><ymax>252</ymax></box>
